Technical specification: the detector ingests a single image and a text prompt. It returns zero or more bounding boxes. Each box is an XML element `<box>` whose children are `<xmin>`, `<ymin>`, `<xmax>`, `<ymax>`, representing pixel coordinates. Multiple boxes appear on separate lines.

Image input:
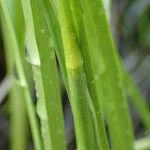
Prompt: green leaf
<box><xmin>2</xmin><ymin>20</ymin><xmax>27</xmax><ymax>150</ymax></box>
<box><xmin>77</xmin><ymin>0</ymin><xmax>134</xmax><ymax>149</ymax></box>
<box><xmin>0</xmin><ymin>1</ymin><xmax>43</xmax><ymax>150</ymax></box>
<box><xmin>69</xmin><ymin>0</ymin><xmax>109</xmax><ymax>149</ymax></box>
<box><xmin>20</xmin><ymin>0</ymin><xmax>67</xmax><ymax>149</ymax></box>
<box><xmin>125</xmin><ymin>72</ymin><xmax>150</xmax><ymax>130</ymax></box>
<box><xmin>55</xmin><ymin>0</ymin><xmax>99</xmax><ymax>149</ymax></box>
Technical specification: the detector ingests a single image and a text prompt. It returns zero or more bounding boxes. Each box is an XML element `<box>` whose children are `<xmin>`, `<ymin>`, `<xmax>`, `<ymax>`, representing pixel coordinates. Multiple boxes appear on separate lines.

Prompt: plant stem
<box><xmin>0</xmin><ymin>1</ymin><xmax>43</xmax><ymax>149</ymax></box>
<box><xmin>10</xmin><ymin>83</ymin><xmax>28</xmax><ymax>150</ymax></box>
<box><xmin>2</xmin><ymin>20</ymin><xmax>27</xmax><ymax>150</ymax></box>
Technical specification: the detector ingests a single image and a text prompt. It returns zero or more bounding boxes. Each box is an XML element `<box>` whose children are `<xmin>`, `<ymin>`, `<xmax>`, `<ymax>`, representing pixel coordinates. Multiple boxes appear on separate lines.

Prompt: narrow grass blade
<box><xmin>36</xmin><ymin>0</ymin><xmax>69</xmax><ymax>90</ymax></box>
<box><xmin>78</xmin><ymin>0</ymin><xmax>134</xmax><ymax>149</ymax></box>
<box><xmin>0</xmin><ymin>1</ymin><xmax>43</xmax><ymax>150</ymax></box>
<box><xmin>125</xmin><ymin>72</ymin><xmax>150</xmax><ymax>130</ymax></box>
<box><xmin>118</xmin><ymin>54</ymin><xmax>150</xmax><ymax>131</ymax></box>
<box><xmin>20</xmin><ymin>0</ymin><xmax>67</xmax><ymax>149</ymax></box>
<box><xmin>9</xmin><ymin>84</ymin><xmax>28</xmax><ymax>150</ymax></box>
<box><xmin>2</xmin><ymin>20</ymin><xmax>27</xmax><ymax>150</ymax></box>
<box><xmin>118</xmin><ymin>55</ymin><xmax>150</xmax><ymax>131</ymax></box>
<box><xmin>68</xmin><ymin>1</ymin><xmax>109</xmax><ymax>149</ymax></box>
<box><xmin>55</xmin><ymin>0</ymin><xmax>99</xmax><ymax>149</ymax></box>
<box><xmin>31</xmin><ymin>1</ymin><xmax>67</xmax><ymax>148</ymax></box>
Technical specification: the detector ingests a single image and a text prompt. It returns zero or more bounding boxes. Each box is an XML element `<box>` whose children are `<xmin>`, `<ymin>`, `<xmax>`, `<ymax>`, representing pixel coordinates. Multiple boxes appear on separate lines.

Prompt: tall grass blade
<box><xmin>36</xmin><ymin>0</ymin><xmax>69</xmax><ymax>89</ymax></box>
<box><xmin>55</xmin><ymin>0</ymin><xmax>99</xmax><ymax>149</ymax></box>
<box><xmin>20</xmin><ymin>0</ymin><xmax>67</xmax><ymax>149</ymax></box>
<box><xmin>0</xmin><ymin>1</ymin><xmax>43</xmax><ymax>149</ymax></box>
<box><xmin>9</xmin><ymin>84</ymin><xmax>27</xmax><ymax>150</ymax></box>
<box><xmin>2</xmin><ymin>20</ymin><xmax>27</xmax><ymax>150</ymax></box>
<box><xmin>78</xmin><ymin>0</ymin><xmax>134</xmax><ymax>149</ymax></box>
<box><xmin>68</xmin><ymin>0</ymin><xmax>109</xmax><ymax>149</ymax></box>
<box><xmin>125</xmin><ymin>72</ymin><xmax>150</xmax><ymax>130</ymax></box>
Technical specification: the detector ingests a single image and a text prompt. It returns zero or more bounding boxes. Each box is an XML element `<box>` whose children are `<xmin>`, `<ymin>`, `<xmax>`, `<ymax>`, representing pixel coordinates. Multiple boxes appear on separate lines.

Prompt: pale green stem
<box><xmin>0</xmin><ymin>1</ymin><xmax>43</xmax><ymax>149</ymax></box>
<box><xmin>2</xmin><ymin>20</ymin><xmax>27</xmax><ymax>150</ymax></box>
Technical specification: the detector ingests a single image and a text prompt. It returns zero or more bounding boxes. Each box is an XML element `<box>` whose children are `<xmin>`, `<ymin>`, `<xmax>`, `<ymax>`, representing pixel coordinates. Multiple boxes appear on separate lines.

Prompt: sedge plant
<box><xmin>0</xmin><ymin>0</ymin><xmax>150</xmax><ymax>150</ymax></box>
